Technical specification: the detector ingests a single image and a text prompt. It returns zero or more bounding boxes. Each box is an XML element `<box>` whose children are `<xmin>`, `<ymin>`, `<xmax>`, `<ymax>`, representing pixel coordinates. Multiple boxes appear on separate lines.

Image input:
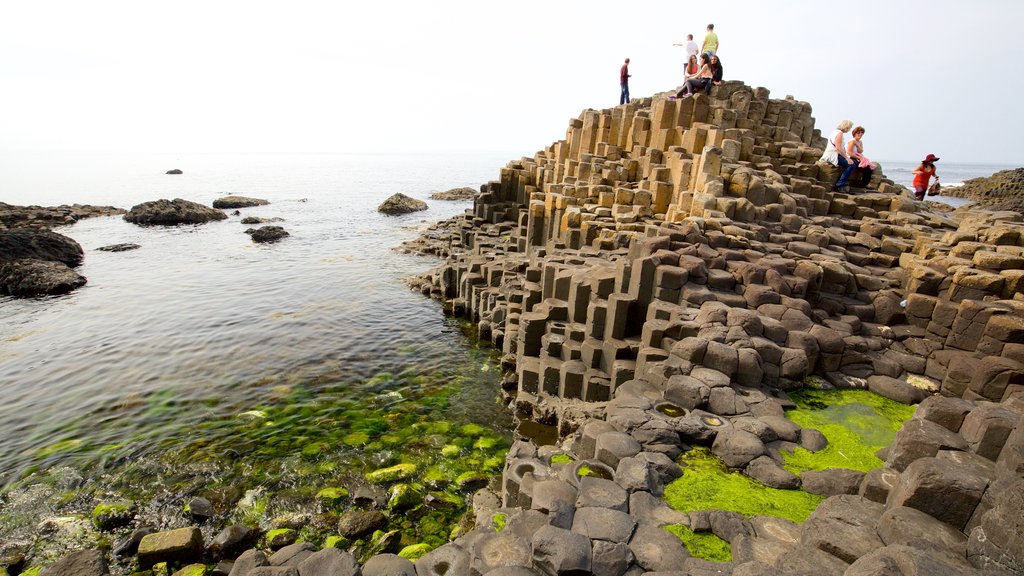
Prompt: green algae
<box><xmin>366</xmin><ymin>463</ymin><xmax>419</xmax><ymax>484</ymax></box>
<box><xmin>782</xmin><ymin>389</ymin><xmax>916</xmax><ymax>475</ymax></box>
<box><xmin>398</xmin><ymin>543</ymin><xmax>433</xmax><ymax>561</ymax></box>
<box><xmin>492</xmin><ymin>512</ymin><xmax>508</xmax><ymax>532</ymax></box>
<box><xmin>664</xmin><ymin>524</ymin><xmax>732</xmax><ymax>562</ymax></box>
<box><xmin>663</xmin><ymin>447</ymin><xmax>824</xmax><ymax>523</ymax></box>
<box><xmin>315</xmin><ymin>487</ymin><xmax>349</xmax><ymax>506</ymax></box>
<box><xmin>441</xmin><ymin>445</ymin><xmax>461</xmax><ymax>457</ymax></box>
<box><xmin>172</xmin><ymin>565</ymin><xmax>205</xmax><ymax>576</ymax></box>
<box><xmin>550</xmin><ymin>453</ymin><xmax>573</xmax><ymax>464</ymax></box>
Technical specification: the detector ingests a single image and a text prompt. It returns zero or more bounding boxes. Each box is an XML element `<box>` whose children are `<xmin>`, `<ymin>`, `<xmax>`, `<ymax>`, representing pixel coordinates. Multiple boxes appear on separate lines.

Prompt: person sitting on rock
<box><xmin>819</xmin><ymin>119</ymin><xmax>856</xmax><ymax>192</ymax></box>
<box><xmin>704</xmin><ymin>54</ymin><xmax>723</xmax><ymax>94</ymax></box>
<box><xmin>670</xmin><ymin>54</ymin><xmax>712</xmax><ymax>99</ymax></box>
<box><xmin>912</xmin><ymin>154</ymin><xmax>940</xmax><ymax>201</ymax></box>
<box><xmin>846</xmin><ymin>126</ymin><xmax>877</xmax><ymax>187</ymax></box>
<box><xmin>683</xmin><ymin>54</ymin><xmax>700</xmax><ymax>80</ymax></box>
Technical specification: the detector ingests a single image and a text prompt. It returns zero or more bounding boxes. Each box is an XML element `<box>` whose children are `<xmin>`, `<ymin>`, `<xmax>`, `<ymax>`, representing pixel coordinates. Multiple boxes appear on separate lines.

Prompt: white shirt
<box><xmin>685</xmin><ymin>40</ymin><xmax>699</xmax><ymax>61</ymax></box>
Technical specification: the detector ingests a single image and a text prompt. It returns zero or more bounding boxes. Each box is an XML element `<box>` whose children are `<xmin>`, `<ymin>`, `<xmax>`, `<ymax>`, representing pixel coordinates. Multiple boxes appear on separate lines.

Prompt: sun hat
<box><xmin>923</xmin><ymin>153</ymin><xmax>940</xmax><ymax>163</ymax></box>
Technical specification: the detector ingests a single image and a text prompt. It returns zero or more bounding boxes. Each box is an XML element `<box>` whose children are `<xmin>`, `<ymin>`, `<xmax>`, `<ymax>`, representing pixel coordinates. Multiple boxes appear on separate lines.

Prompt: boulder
<box><xmin>876</xmin><ymin>505</ymin><xmax>967</xmax><ymax>557</ymax></box>
<box><xmin>269</xmin><ymin>542</ymin><xmax>316</xmax><ymax>567</ymax></box>
<box><xmin>40</xmin><ymin>550</ymin><xmax>108</xmax><ymax>576</ymax></box>
<box><xmin>227</xmin><ymin>550</ymin><xmax>269</xmax><ymax>576</ymax></box>
<box><xmin>361</xmin><ymin>554</ymin><xmax>416</xmax><ymax>576</ymax></box>
<box><xmin>858</xmin><ymin>467</ymin><xmax>901</xmax><ymax>504</ymax></box>
<box><xmin>575</xmin><ymin>476</ymin><xmax>629</xmax><ymax>512</ymax></box>
<box><xmin>212</xmin><ymin>196</ymin><xmax>270</xmax><ymax>209</ymax></box>
<box><xmin>845</xmin><ymin>544</ymin><xmax>977</xmax><ymax>576</ymax></box>
<box><xmin>531</xmin><ymin>524</ymin><xmax>592</xmax><ymax>575</ymax></box>
<box><xmin>245</xmin><ymin>226</ymin><xmax>290</xmax><ymax>243</ymax></box>
<box><xmin>886</xmin><ymin>419</ymin><xmax>969</xmax><ymax>471</ymax></box>
<box><xmin>0</xmin><ymin>228</ymin><xmax>84</xmax><ymax>266</ymax></box>
<box><xmin>125</xmin><ymin>198</ymin><xmax>228</xmax><ymax>225</ymax></box>
<box><xmin>430</xmin><ymin>187</ymin><xmax>477</xmax><ymax>201</ymax></box>
<box><xmin>967</xmin><ymin>478</ymin><xmax>1024</xmax><ymax>573</ymax></box>
<box><xmin>886</xmin><ymin>456</ymin><xmax>990</xmax><ymax>530</ymax></box>
<box><xmin>570</xmin><ymin>506</ymin><xmax>637</xmax><ymax>543</ymax></box>
<box><xmin>590</xmin><ymin>541</ymin><xmax>631</xmax><ymax>576</ymax></box>
<box><xmin>712</xmin><ymin>429</ymin><xmax>767</xmax><ymax>468</ymax></box>
<box><xmin>628</xmin><ymin>523</ymin><xmax>690</xmax><ymax>572</ymax></box>
<box><xmin>800</xmin><ymin>468</ymin><xmax>866</xmax><ymax>497</ymax></box>
<box><xmin>378</xmin><ymin>193</ymin><xmax>427</xmax><ymax>215</ymax></box>
<box><xmin>467</xmin><ymin>532</ymin><xmax>532</xmax><ymax>575</ymax></box>
<box><xmin>296</xmin><ymin>548</ymin><xmax>360</xmax><ymax>576</ymax></box>
<box><xmin>414</xmin><ymin>544</ymin><xmax>470</xmax><ymax>576</ymax></box>
<box><xmin>337</xmin><ymin>510</ymin><xmax>387</xmax><ymax>540</ymax></box>
<box><xmin>137</xmin><ymin>527</ymin><xmax>204</xmax><ymax>568</ymax></box>
<box><xmin>800</xmin><ymin>495</ymin><xmax>885</xmax><ymax>563</ymax></box>
<box><xmin>745</xmin><ymin>456</ymin><xmax>800</xmax><ymax>489</ymax></box>
<box><xmin>97</xmin><ymin>243</ymin><xmax>141</xmax><ymax>252</ymax></box>
<box><xmin>210</xmin><ymin>525</ymin><xmax>257</xmax><ymax>560</ymax></box>
<box><xmin>166</xmin><ymin>169</ymin><xmax>183</xmax><ymax>174</ymax></box>
<box><xmin>0</xmin><ymin>258</ymin><xmax>86</xmax><ymax>296</ymax></box>
<box><xmin>914</xmin><ymin>395</ymin><xmax>974</xmax><ymax>433</ymax></box>
<box><xmin>866</xmin><ymin>375</ymin><xmax>929</xmax><ymax>405</ymax></box>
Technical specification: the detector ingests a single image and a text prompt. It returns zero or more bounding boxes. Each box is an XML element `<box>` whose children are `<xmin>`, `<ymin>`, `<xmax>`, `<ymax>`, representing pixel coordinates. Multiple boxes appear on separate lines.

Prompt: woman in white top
<box><xmin>819</xmin><ymin>119</ymin><xmax>856</xmax><ymax>192</ymax></box>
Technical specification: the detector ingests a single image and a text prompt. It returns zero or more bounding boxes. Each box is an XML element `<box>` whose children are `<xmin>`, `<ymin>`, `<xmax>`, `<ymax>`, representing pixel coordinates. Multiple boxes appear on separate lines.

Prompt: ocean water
<box><xmin>0</xmin><ymin>151</ymin><xmax>521</xmax><ymax>489</ymax></box>
<box><xmin>880</xmin><ymin>160</ymin><xmax>1017</xmax><ymax>205</ymax></box>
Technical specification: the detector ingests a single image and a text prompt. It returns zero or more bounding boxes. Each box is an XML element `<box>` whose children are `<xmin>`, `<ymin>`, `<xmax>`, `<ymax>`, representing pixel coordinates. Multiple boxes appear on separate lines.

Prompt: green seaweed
<box><xmin>782</xmin><ymin>389</ymin><xmax>916</xmax><ymax>475</ymax></box>
<box><xmin>492</xmin><ymin>512</ymin><xmax>507</xmax><ymax>532</ymax></box>
<box><xmin>397</xmin><ymin>543</ymin><xmax>433</xmax><ymax>561</ymax></box>
<box><xmin>663</xmin><ymin>447</ymin><xmax>824</xmax><ymax>523</ymax></box>
<box><xmin>550</xmin><ymin>453</ymin><xmax>573</xmax><ymax>464</ymax></box>
<box><xmin>664</xmin><ymin>524</ymin><xmax>732</xmax><ymax>562</ymax></box>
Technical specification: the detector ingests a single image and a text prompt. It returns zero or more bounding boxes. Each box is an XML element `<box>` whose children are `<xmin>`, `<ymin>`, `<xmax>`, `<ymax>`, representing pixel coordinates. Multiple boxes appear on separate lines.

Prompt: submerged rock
<box><xmin>166</xmin><ymin>169</ymin><xmax>183</xmax><ymax>175</ymax></box>
<box><xmin>0</xmin><ymin>202</ymin><xmax>126</xmax><ymax>230</ymax></box>
<box><xmin>241</xmin><ymin>216</ymin><xmax>283</xmax><ymax>225</ymax></box>
<box><xmin>213</xmin><ymin>196</ymin><xmax>270</xmax><ymax>209</ymax></box>
<box><xmin>124</xmin><ymin>198</ymin><xmax>228</xmax><ymax>226</ymax></box>
<box><xmin>378</xmin><ymin>193</ymin><xmax>427</xmax><ymax>215</ymax></box>
<box><xmin>137</xmin><ymin>527</ymin><xmax>203</xmax><ymax>568</ymax></box>
<box><xmin>244</xmin><ymin>226</ymin><xmax>289</xmax><ymax>244</ymax></box>
<box><xmin>97</xmin><ymin>243</ymin><xmax>140</xmax><ymax>252</ymax></box>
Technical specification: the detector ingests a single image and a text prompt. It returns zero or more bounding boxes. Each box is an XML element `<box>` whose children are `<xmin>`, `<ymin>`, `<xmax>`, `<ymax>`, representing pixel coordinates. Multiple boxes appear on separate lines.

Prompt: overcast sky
<box><xmin>1</xmin><ymin>1</ymin><xmax>1021</xmax><ymax>163</ymax></box>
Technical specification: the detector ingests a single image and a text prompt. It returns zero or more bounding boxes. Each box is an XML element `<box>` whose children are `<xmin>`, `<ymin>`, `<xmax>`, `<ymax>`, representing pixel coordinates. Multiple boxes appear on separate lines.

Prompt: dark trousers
<box><xmin>835</xmin><ymin>155</ymin><xmax>856</xmax><ymax>188</ymax></box>
<box><xmin>620</xmin><ymin>83</ymin><xmax>629</xmax><ymax>105</ymax></box>
<box><xmin>676</xmin><ymin>77</ymin><xmax>708</xmax><ymax>97</ymax></box>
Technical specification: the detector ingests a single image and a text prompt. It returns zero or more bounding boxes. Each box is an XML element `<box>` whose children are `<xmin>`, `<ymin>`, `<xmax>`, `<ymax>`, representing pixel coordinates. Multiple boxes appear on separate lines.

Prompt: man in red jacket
<box><xmin>620</xmin><ymin>58</ymin><xmax>631</xmax><ymax>105</ymax></box>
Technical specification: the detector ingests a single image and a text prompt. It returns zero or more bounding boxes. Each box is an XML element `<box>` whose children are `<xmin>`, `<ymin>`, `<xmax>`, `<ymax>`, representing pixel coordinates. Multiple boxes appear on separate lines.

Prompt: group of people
<box><xmin>618</xmin><ymin>24</ymin><xmax>722</xmax><ymax>105</ymax></box>
<box><xmin>820</xmin><ymin>119</ymin><xmax>940</xmax><ymax>199</ymax></box>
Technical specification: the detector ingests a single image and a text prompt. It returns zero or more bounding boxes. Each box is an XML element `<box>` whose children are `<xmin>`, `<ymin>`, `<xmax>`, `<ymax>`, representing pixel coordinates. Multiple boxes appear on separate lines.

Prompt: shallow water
<box><xmin>0</xmin><ymin>152</ymin><xmax>519</xmax><ymax>487</ymax></box>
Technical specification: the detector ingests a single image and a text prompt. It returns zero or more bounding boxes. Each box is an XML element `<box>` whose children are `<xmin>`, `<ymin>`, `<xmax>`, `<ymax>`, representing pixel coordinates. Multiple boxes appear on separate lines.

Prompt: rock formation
<box><xmin>124</xmin><ymin>198</ymin><xmax>228</xmax><ymax>226</ymax></box>
<box><xmin>378</xmin><ymin>193</ymin><xmax>428</xmax><ymax>215</ymax></box>
<box><xmin>166</xmin><ymin>169</ymin><xmax>183</xmax><ymax>175</ymax></box>
<box><xmin>944</xmin><ymin>167</ymin><xmax>1024</xmax><ymax>213</ymax></box>
<box><xmin>0</xmin><ymin>228</ymin><xmax>87</xmax><ymax>296</ymax></box>
<box><xmin>0</xmin><ymin>202</ymin><xmax>125</xmax><ymax>230</ymax></box>
<box><xmin>213</xmin><ymin>196</ymin><xmax>270</xmax><ymax>209</ymax></box>
<box><xmin>430</xmin><ymin>187</ymin><xmax>478</xmax><ymax>201</ymax></box>
<box><xmin>245</xmin><ymin>225</ymin><xmax>289</xmax><ymax>243</ymax></box>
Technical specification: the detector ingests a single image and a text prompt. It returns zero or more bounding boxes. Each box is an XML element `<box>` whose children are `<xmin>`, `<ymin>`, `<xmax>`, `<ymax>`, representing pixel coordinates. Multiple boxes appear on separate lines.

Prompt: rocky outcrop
<box><xmin>241</xmin><ymin>217</ymin><xmax>283</xmax><ymax>225</ymax></box>
<box><xmin>166</xmin><ymin>169</ymin><xmax>183</xmax><ymax>175</ymax></box>
<box><xmin>0</xmin><ymin>202</ymin><xmax>125</xmax><ymax>230</ymax></box>
<box><xmin>97</xmin><ymin>243</ymin><xmax>140</xmax><ymax>252</ymax></box>
<box><xmin>1</xmin><ymin>228</ymin><xmax>84</xmax><ymax>267</ymax></box>
<box><xmin>378</xmin><ymin>193</ymin><xmax>427</xmax><ymax>215</ymax></box>
<box><xmin>945</xmin><ymin>167</ymin><xmax>1024</xmax><ymax>213</ymax></box>
<box><xmin>124</xmin><ymin>198</ymin><xmax>228</xmax><ymax>226</ymax></box>
<box><xmin>213</xmin><ymin>196</ymin><xmax>270</xmax><ymax>209</ymax></box>
<box><xmin>0</xmin><ymin>228</ymin><xmax>87</xmax><ymax>296</ymax></box>
<box><xmin>430</xmin><ymin>187</ymin><xmax>478</xmax><ymax>201</ymax></box>
<box><xmin>245</xmin><ymin>226</ymin><xmax>289</xmax><ymax>243</ymax></box>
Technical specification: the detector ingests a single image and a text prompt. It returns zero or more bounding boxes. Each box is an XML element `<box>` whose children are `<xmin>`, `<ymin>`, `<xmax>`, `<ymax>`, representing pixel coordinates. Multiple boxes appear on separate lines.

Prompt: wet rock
<box><xmin>137</xmin><ymin>527</ymin><xmax>204</xmax><ymax>569</ymax></box>
<box><xmin>365</xmin><ymin>463</ymin><xmax>417</xmax><ymax>484</ymax></box>
<box><xmin>361</xmin><ymin>553</ymin><xmax>416</xmax><ymax>576</ymax></box>
<box><xmin>269</xmin><ymin>542</ymin><xmax>316</xmax><ymax>567</ymax></box>
<box><xmin>227</xmin><ymin>549</ymin><xmax>269</xmax><ymax>576</ymax></box>
<box><xmin>800</xmin><ymin>468</ymin><xmax>865</xmax><ymax>497</ymax></box>
<box><xmin>800</xmin><ymin>495</ymin><xmax>884</xmax><ymax>564</ymax></box>
<box><xmin>296</xmin><ymin>548</ymin><xmax>360</xmax><ymax>576</ymax></box>
<box><xmin>125</xmin><ymin>198</ymin><xmax>228</xmax><ymax>225</ymax></box>
<box><xmin>187</xmin><ymin>497</ymin><xmax>215</xmax><ymax>522</ymax></box>
<box><xmin>0</xmin><ymin>202</ymin><xmax>125</xmax><ymax>229</ymax></box>
<box><xmin>39</xmin><ymin>549</ymin><xmax>108</xmax><ymax>576</ymax></box>
<box><xmin>745</xmin><ymin>456</ymin><xmax>800</xmax><ymax>489</ymax></box>
<box><xmin>712</xmin><ymin>429</ymin><xmax>767</xmax><ymax>468</ymax></box>
<box><xmin>531</xmin><ymin>524</ymin><xmax>592</xmax><ymax>575</ymax></box>
<box><xmin>245</xmin><ymin>226</ymin><xmax>289</xmax><ymax>244</ymax></box>
<box><xmin>337</xmin><ymin>510</ymin><xmax>387</xmax><ymax>540</ymax></box>
<box><xmin>414</xmin><ymin>543</ymin><xmax>471</xmax><ymax>576</ymax></box>
<box><xmin>0</xmin><ymin>259</ymin><xmax>86</xmax><ymax>296</ymax></box>
<box><xmin>113</xmin><ymin>526</ymin><xmax>157</xmax><ymax>557</ymax></box>
<box><xmin>241</xmin><ymin>217</ymin><xmax>283</xmax><ymax>225</ymax></box>
<box><xmin>91</xmin><ymin>501</ymin><xmax>133</xmax><ymax>531</ymax></box>
<box><xmin>210</xmin><ymin>525</ymin><xmax>256</xmax><ymax>561</ymax></box>
<box><xmin>430</xmin><ymin>187</ymin><xmax>477</xmax><ymax>201</ymax></box>
<box><xmin>212</xmin><ymin>196</ymin><xmax>270</xmax><ymax>209</ymax></box>
<box><xmin>378</xmin><ymin>193</ymin><xmax>427</xmax><ymax>215</ymax></box>
<box><xmin>0</xmin><ymin>228</ymin><xmax>84</xmax><ymax>266</ymax></box>
<box><xmin>266</xmin><ymin>529</ymin><xmax>298</xmax><ymax>551</ymax></box>
<box><xmin>97</xmin><ymin>243</ymin><xmax>140</xmax><ymax>252</ymax></box>
<box><xmin>166</xmin><ymin>169</ymin><xmax>183</xmax><ymax>174</ymax></box>
<box><xmin>212</xmin><ymin>561</ymin><xmax>234</xmax><ymax>576</ymax></box>
<box><xmin>628</xmin><ymin>523</ymin><xmax>690</xmax><ymax>572</ymax></box>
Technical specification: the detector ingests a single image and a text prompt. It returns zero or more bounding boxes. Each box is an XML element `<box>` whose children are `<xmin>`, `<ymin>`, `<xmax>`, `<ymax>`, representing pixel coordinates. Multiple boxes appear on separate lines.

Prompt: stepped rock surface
<box><xmin>945</xmin><ymin>167</ymin><xmax>1024</xmax><ymax>213</ymax></box>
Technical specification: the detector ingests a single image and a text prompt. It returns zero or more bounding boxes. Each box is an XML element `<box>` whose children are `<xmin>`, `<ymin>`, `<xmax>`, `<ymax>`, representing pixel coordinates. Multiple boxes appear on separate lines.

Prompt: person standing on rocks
<box><xmin>702</xmin><ymin>24</ymin><xmax>719</xmax><ymax>56</ymax></box>
<box><xmin>620</xmin><ymin>58</ymin><xmax>631</xmax><ymax>105</ymax></box>
<box><xmin>912</xmin><ymin>154</ymin><xmax>940</xmax><ymax>200</ymax></box>
<box><xmin>674</xmin><ymin>34</ymin><xmax>700</xmax><ymax>75</ymax></box>
<box><xmin>819</xmin><ymin>119</ymin><xmax>856</xmax><ymax>192</ymax></box>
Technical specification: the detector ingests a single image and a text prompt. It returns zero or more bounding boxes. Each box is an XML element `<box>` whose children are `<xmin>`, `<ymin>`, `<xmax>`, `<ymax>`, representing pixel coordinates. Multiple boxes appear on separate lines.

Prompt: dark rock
<box><xmin>0</xmin><ymin>202</ymin><xmax>125</xmax><ymax>229</ymax></box>
<box><xmin>210</xmin><ymin>525</ymin><xmax>256</xmax><ymax>561</ymax></box>
<box><xmin>0</xmin><ymin>228</ymin><xmax>84</xmax><ymax>266</ymax></box>
<box><xmin>614</xmin><ymin>456</ymin><xmax>662</xmax><ymax>494</ymax></box>
<box><xmin>212</xmin><ymin>561</ymin><xmax>234</xmax><ymax>576</ymax></box>
<box><xmin>0</xmin><ymin>259</ymin><xmax>86</xmax><ymax>296</ymax></box>
<box><xmin>337</xmin><ymin>510</ymin><xmax>387</xmax><ymax>540</ymax></box>
<box><xmin>352</xmin><ymin>485</ymin><xmax>387</xmax><ymax>508</ymax></box>
<box><xmin>113</xmin><ymin>526</ymin><xmax>157</xmax><ymax>557</ymax></box>
<box><xmin>124</xmin><ymin>198</ymin><xmax>228</xmax><ymax>226</ymax></box>
<box><xmin>959</xmin><ymin>403</ymin><xmax>1019</xmax><ymax>460</ymax></box>
<box><xmin>594</xmin><ymin>431</ymin><xmax>642</xmax><ymax>469</ymax></box>
<box><xmin>575</xmin><ymin>476</ymin><xmax>629</xmax><ymax>512</ymax></box>
<box><xmin>866</xmin><ymin>375</ymin><xmax>929</xmax><ymax>405</ymax></box>
<box><xmin>756</xmin><ymin>415</ymin><xmax>800</xmax><ymax>443</ymax></box>
<box><xmin>774</xmin><ymin>545</ymin><xmax>850</xmax><ymax>576</ymax></box>
<box><xmin>187</xmin><ymin>497</ymin><xmax>215</xmax><ymax>522</ymax></box>
<box><xmin>844</xmin><ymin>544</ymin><xmax>975</xmax><ymax>576</ymax></box>
<box><xmin>39</xmin><ymin>550</ymin><xmax>108</xmax><ymax>576</ymax></box>
<box><xmin>467</xmin><ymin>532</ymin><xmax>532</xmax><ymax>575</ymax></box>
<box><xmin>166</xmin><ymin>169</ymin><xmax>183</xmax><ymax>174</ymax></box>
<box><xmin>240</xmin><ymin>217</ymin><xmax>283</xmax><ymax>225</ymax></box>
<box><xmin>706</xmin><ymin>509</ymin><xmax>753</xmax><ymax>542</ymax></box>
<box><xmin>529</xmin><ymin>480</ymin><xmax>577</xmax><ymax>529</ymax></box>
<box><xmin>711</xmin><ymin>429</ymin><xmax>767</xmax><ymax>468</ymax></box>
<box><xmin>886</xmin><ymin>456</ymin><xmax>990</xmax><ymax>531</ymax></box>
<box><xmin>800</xmin><ymin>468</ymin><xmax>865</xmax><ymax>497</ymax></box>
<box><xmin>570</xmin><ymin>506</ymin><xmax>637</xmax><ymax>543</ymax></box>
<box><xmin>414</xmin><ymin>544</ymin><xmax>471</xmax><ymax>576</ymax></box>
<box><xmin>967</xmin><ymin>478</ymin><xmax>1024</xmax><ymax>573</ymax></box>
<box><xmin>361</xmin><ymin>553</ymin><xmax>416</xmax><ymax>576</ymax></box>
<box><xmin>212</xmin><ymin>196</ymin><xmax>270</xmax><ymax>209</ymax></box>
<box><xmin>531</xmin><ymin>524</ymin><xmax>592</xmax><ymax>575</ymax></box>
<box><xmin>481</xmin><ymin>568</ymin><xmax>541</xmax><ymax>576</ymax></box>
<box><xmin>628</xmin><ymin>490</ymin><xmax>689</xmax><ymax>526</ymax></box>
<box><xmin>591</xmin><ymin>541</ymin><xmax>631</xmax><ymax>576</ymax></box>
<box><xmin>246</xmin><ymin>568</ymin><xmax>297</xmax><ymax>576</ymax></box>
<box><xmin>914</xmin><ymin>396</ymin><xmax>974</xmax><ymax>433</ymax></box>
<box><xmin>97</xmin><ymin>243</ymin><xmax>140</xmax><ymax>252</ymax></box>
<box><xmin>682</xmin><ymin>557</ymin><xmax>737</xmax><ymax>575</ymax></box>
<box><xmin>745</xmin><ymin>456</ymin><xmax>800</xmax><ymax>489</ymax></box>
<box><xmin>137</xmin><ymin>527</ymin><xmax>204</xmax><ymax>568</ymax></box>
<box><xmin>801</xmin><ymin>495</ymin><xmax>884</xmax><ymax>563</ymax></box>
<box><xmin>377</xmin><ymin>193</ymin><xmax>427</xmax><ymax>215</ymax></box>
<box><xmin>269</xmin><ymin>542</ymin><xmax>317</xmax><ymax>568</ymax></box>
<box><xmin>227</xmin><ymin>549</ymin><xmax>269</xmax><ymax>576</ymax></box>
<box><xmin>858</xmin><ymin>468</ymin><xmax>901</xmax><ymax>504</ymax></box>
<box><xmin>267</xmin><ymin>529</ymin><xmax>299</xmax><ymax>551</ymax></box>
<box><xmin>296</xmin><ymin>548</ymin><xmax>360</xmax><ymax>576</ymax></box>
<box><xmin>886</xmin><ymin>419</ymin><xmax>970</xmax><ymax>471</ymax></box>
<box><xmin>430</xmin><ymin>187</ymin><xmax>477</xmax><ymax>201</ymax></box>
<box><xmin>628</xmin><ymin>523</ymin><xmax>690</xmax><ymax>572</ymax></box>
<box><xmin>799</xmin><ymin>427</ymin><xmax>828</xmax><ymax>452</ymax></box>
<box><xmin>877</xmin><ymin>505</ymin><xmax>968</xmax><ymax>557</ymax></box>
<box><xmin>245</xmin><ymin>226</ymin><xmax>289</xmax><ymax>243</ymax></box>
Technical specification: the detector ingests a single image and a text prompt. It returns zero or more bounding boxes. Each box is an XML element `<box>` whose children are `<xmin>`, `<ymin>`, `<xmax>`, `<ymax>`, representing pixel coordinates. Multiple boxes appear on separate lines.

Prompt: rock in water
<box><xmin>124</xmin><ymin>198</ymin><xmax>228</xmax><ymax>226</ymax></box>
<box><xmin>97</xmin><ymin>243</ymin><xmax>140</xmax><ymax>252</ymax></box>
<box><xmin>0</xmin><ymin>259</ymin><xmax>86</xmax><ymax>295</ymax></box>
<box><xmin>378</xmin><ymin>193</ymin><xmax>428</xmax><ymax>215</ymax></box>
<box><xmin>244</xmin><ymin>226</ymin><xmax>289</xmax><ymax>243</ymax></box>
<box><xmin>0</xmin><ymin>228</ymin><xmax>84</xmax><ymax>267</ymax></box>
<box><xmin>166</xmin><ymin>169</ymin><xmax>183</xmax><ymax>174</ymax></box>
<box><xmin>429</xmin><ymin>187</ymin><xmax>477</xmax><ymax>201</ymax></box>
<box><xmin>212</xmin><ymin>196</ymin><xmax>270</xmax><ymax>209</ymax></box>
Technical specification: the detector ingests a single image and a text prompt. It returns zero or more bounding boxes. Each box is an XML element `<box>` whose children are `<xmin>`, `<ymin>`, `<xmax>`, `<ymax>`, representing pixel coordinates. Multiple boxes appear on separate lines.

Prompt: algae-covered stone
<box><xmin>92</xmin><ymin>501</ymin><xmax>132</xmax><ymax>531</ymax></box>
<box><xmin>440</xmin><ymin>445</ymin><xmax>460</xmax><ymax>457</ymax></box>
<box><xmin>387</xmin><ymin>484</ymin><xmax>424</xmax><ymax>511</ymax></box>
<box><xmin>473</xmin><ymin>437</ymin><xmax>501</xmax><ymax>450</ymax></box>
<box><xmin>138</xmin><ymin>527</ymin><xmax>203</xmax><ymax>568</ymax></box>
<box><xmin>39</xmin><ymin>550</ymin><xmax>108</xmax><ymax>576</ymax></box>
<box><xmin>315</xmin><ymin>487</ymin><xmax>349</xmax><ymax>506</ymax></box>
<box><xmin>338</xmin><ymin>511</ymin><xmax>387</xmax><ymax>540</ymax></box>
<box><xmin>455</xmin><ymin>471</ymin><xmax>488</xmax><ymax>491</ymax></box>
<box><xmin>366</xmin><ymin>463</ymin><xmax>417</xmax><ymax>483</ymax></box>
<box><xmin>170</xmin><ymin>565</ymin><xmax>205</xmax><ymax>576</ymax></box>
<box><xmin>459</xmin><ymin>423</ymin><xmax>487</xmax><ymax>437</ymax></box>
<box><xmin>397</xmin><ymin>544</ymin><xmax>433</xmax><ymax>561</ymax></box>
<box><xmin>322</xmin><ymin>535</ymin><xmax>350</xmax><ymax>549</ymax></box>
<box><xmin>343</xmin><ymin>432</ymin><xmax>369</xmax><ymax>446</ymax></box>
<box><xmin>265</xmin><ymin>528</ymin><xmax>298</xmax><ymax>550</ymax></box>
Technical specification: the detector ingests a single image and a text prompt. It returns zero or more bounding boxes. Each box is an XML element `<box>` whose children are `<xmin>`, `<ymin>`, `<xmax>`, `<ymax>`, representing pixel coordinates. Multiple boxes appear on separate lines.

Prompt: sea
<box><xmin>0</xmin><ymin>152</ymin><xmax>1015</xmax><ymax>544</ymax></box>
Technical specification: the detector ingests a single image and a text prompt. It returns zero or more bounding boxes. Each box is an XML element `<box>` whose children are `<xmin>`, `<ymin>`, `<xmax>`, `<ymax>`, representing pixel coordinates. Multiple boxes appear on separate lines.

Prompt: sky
<box><xmin>1</xmin><ymin>0</ymin><xmax>1022</xmax><ymax>164</ymax></box>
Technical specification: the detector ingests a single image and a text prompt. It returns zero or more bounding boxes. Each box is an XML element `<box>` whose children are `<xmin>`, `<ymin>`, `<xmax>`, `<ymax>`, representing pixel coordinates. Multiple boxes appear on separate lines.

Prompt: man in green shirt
<box><xmin>702</xmin><ymin>23</ymin><xmax>719</xmax><ymax>56</ymax></box>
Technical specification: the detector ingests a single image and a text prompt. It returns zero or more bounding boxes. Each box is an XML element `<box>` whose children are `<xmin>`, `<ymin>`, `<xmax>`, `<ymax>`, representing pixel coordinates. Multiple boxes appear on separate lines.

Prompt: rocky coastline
<box><xmin>943</xmin><ymin>167</ymin><xmax>1024</xmax><ymax>213</ymax></box>
<box><xmin>6</xmin><ymin>81</ymin><xmax>1024</xmax><ymax>576</ymax></box>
